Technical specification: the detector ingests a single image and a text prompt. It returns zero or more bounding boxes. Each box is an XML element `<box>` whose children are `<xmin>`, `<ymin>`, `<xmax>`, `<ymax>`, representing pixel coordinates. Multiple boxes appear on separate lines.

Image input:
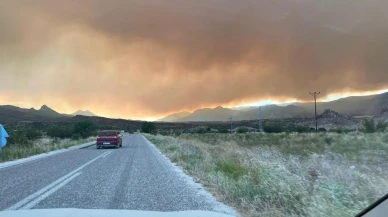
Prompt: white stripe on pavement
<box><xmin>6</xmin><ymin>151</ymin><xmax>108</xmax><ymax>210</ymax></box>
<box><xmin>102</xmin><ymin>151</ymin><xmax>113</xmax><ymax>158</ymax></box>
<box><xmin>20</xmin><ymin>172</ymin><xmax>81</xmax><ymax>210</ymax></box>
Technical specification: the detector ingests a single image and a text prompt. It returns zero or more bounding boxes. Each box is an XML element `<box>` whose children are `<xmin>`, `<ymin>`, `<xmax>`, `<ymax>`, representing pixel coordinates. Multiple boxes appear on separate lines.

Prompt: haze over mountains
<box><xmin>158</xmin><ymin>92</ymin><xmax>388</xmax><ymax>122</ymax></box>
<box><xmin>0</xmin><ymin>92</ymin><xmax>387</xmax><ymax>124</ymax></box>
<box><xmin>71</xmin><ymin>110</ymin><xmax>96</xmax><ymax>117</ymax></box>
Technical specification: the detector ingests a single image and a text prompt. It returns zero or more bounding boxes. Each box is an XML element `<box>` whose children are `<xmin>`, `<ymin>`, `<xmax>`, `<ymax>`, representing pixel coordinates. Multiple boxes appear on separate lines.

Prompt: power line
<box><xmin>309</xmin><ymin>92</ymin><xmax>321</xmax><ymax>134</ymax></box>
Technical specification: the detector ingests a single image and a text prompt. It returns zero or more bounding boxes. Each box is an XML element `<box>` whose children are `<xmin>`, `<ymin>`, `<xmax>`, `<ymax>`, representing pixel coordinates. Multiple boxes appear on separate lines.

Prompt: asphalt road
<box><xmin>0</xmin><ymin>134</ymin><xmax>235</xmax><ymax>215</ymax></box>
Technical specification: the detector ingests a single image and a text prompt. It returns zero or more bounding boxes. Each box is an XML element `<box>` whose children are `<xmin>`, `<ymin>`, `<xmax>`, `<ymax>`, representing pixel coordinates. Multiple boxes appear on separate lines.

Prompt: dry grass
<box><xmin>145</xmin><ymin>132</ymin><xmax>388</xmax><ymax>217</ymax></box>
<box><xmin>0</xmin><ymin>137</ymin><xmax>95</xmax><ymax>162</ymax></box>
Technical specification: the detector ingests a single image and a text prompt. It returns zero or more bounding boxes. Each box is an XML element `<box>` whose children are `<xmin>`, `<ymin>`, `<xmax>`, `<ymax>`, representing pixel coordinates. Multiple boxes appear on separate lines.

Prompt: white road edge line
<box><xmin>102</xmin><ymin>151</ymin><xmax>113</xmax><ymax>158</ymax></box>
<box><xmin>0</xmin><ymin>142</ymin><xmax>96</xmax><ymax>170</ymax></box>
<box><xmin>20</xmin><ymin>172</ymin><xmax>81</xmax><ymax>210</ymax></box>
<box><xmin>6</xmin><ymin>151</ymin><xmax>107</xmax><ymax>210</ymax></box>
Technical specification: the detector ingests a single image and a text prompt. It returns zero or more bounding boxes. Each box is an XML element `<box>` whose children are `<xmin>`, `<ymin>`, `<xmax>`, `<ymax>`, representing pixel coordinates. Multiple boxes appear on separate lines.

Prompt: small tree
<box><xmin>47</xmin><ymin>126</ymin><xmax>73</xmax><ymax>139</ymax></box>
<box><xmin>24</xmin><ymin>128</ymin><xmax>42</xmax><ymax>140</ymax></box>
<box><xmin>219</xmin><ymin>128</ymin><xmax>229</xmax><ymax>134</ymax></box>
<box><xmin>73</xmin><ymin>121</ymin><xmax>97</xmax><ymax>138</ymax></box>
<box><xmin>237</xmin><ymin>127</ymin><xmax>249</xmax><ymax>134</ymax></box>
<box><xmin>263</xmin><ymin>124</ymin><xmax>283</xmax><ymax>133</ymax></box>
<box><xmin>363</xmin><ymin>118</ymin><xmax>376</xmax><ymax>133</ymax></box>
<box><xmin>195</xmin><ymin>127</ymin><xmax>207</xmax><ymax>134</ymax></box>
<box><xmin>141</xmin><ymin>122</ymin><xmax>156</xmax><ymax>133</ymax></box>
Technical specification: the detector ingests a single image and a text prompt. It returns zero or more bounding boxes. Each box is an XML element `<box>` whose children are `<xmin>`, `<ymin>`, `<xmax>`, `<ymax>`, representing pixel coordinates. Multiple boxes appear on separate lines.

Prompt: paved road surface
<box><xmin>0</xmin><ymin>134</ymin><xmax>235</xmax><ymax>215</ymax></box>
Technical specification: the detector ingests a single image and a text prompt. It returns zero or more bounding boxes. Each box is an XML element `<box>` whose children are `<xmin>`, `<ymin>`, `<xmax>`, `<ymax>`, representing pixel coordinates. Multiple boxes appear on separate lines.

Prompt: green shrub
<box><xmin>73</xmin><ymin>121</ymin><xmax>97</xmax><ymax>138</ymax></box>
<box><xmin>141</xmin><ymin>122</ymin><xmax>156</xmax><ymax>134</ymax></box>
<box><xmin>318</xmin><ymin>128</ymin><xmax>327</xmax><ymax>132</ymax></box>
<box><xmin>325</xmin><ymin>137</ymin><xmax>334</xmax><ymax>145</ymax></box>
<box><xmin>215</xmin><ymin>160</ymin><xmax>248</xmax><ymax>179</ymax></box>
<box><xmin>294</xmin><ymin>126</ymin><xmax>310</xmax><ymax>133</ymax></box>
<box><xmin>237</xmin><ymin>127</ymin><xmax>249</xmax><ymax>134</ymax></box>
<box><xmin>331</xmin><ymin>128</ymin><xmax>345</xmax><ymax>134</ymax></box>
<box><xmin>219</xmin><ymin>128</ymin><xmax>229</xmax><ymax>133</ymax></box>
<box><xmin>196</xmin><ymin>128</ymin><xmax>207</xmax><ymax>134</ymax></box>
<box><xmin>263</xmin><ymin>124</ymin><xmax>283</xmax><ymax>133</ymax></box>
<box><xmin>47</xmin><ymin>126</ymin><xmax>73</xmax><ymax>139</ymax></box>
<box><xmin>24</xmin><ymin>128</ymin><xmax>42</xmax><ymax>140</ymax></box>
<box><xmin>363</xmin><ymin>118</ymin><xmax>376</xmax><ymax>133</ymax></box>
<box><xmin>7</xmin><ymin>130</ymin><xmax>31</xmax><ymax>146</ymax></box>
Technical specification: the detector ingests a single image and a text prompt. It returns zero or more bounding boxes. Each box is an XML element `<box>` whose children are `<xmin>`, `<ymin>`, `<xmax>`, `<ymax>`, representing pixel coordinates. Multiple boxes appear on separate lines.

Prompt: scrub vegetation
<box><xmin>0</xmin><ymin>121</ymin><xmax>97</xmax><ymax>162</ymax></box>
<box><xmin>145</xmin><ymin>132</ymin><xmax>388</xmax><ymax>217</ymax></box>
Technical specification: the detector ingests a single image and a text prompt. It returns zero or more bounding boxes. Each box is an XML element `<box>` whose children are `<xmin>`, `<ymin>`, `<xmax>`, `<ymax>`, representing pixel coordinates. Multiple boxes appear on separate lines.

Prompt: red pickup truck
<box><xmin>96</xmin><ymin>130</ymin><xmax>122</xmax><ymax>149</ymax></box>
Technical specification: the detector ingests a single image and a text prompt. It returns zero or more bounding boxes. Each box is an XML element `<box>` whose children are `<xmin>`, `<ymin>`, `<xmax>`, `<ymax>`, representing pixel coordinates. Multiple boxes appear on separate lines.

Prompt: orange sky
<box><xmin>1</xmin><ymin>0</ymin><xmax>388</xmax><ymax>120</ymax></box>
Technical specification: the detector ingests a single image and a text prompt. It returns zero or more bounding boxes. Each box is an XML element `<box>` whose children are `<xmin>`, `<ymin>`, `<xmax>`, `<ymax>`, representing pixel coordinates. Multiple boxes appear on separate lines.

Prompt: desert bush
<box><xmin>47</xmin><ymin>126</ymin><xmax>73</xmax><ymax>139</ymax></box>
<box><xmin>73</xmin><ymin>121</ymin><xmax>97</xmax><ymax>138</ymax></box>
<box><xmin>141</xmin><ymin>121</ymin><xmax>156</xmax><ymax>134</ymax></box>
<box><xmin>24</xmin><ymin>128</ymin><xmax>42</xmax><ymax>140</ymax></box>
<box><xmin>146</xmin><ymin>133</ymin><xmax>388</xmax><ymax>217</ymax></box>
<box><xmin>362</xmin><ymin>119</ymin><xmax>387</xmax><ymax>133</ymax></box>
<box><xmin>195</xmin><ymin>127</ymin><xmax>207</xmax><ymax>134</ymax></box>
<box><xmin>363</xmin><ymin>118</ymin><xmax>376</xmax><ymax>133</ymax></box>
<box><xmin>263</xmin><ymin>124</ymin><xmax>283</xmax><ymax>133</ymax></box>
<box><xmin>7</xmin><ymin>130</ymin><xmax>31</xmax><ymax>146</ymax></box>
<box><xmin>237</xmin><ymin>127</ymin><xmax>249</xmax><ymax>134</ymax></box>
<box><xmin>318</xmin><ymin>128</ymin><xmax>327</xmax><ymax>132</ymax></box>
<box><xmin>215</xmin><ymin>159</ymin><xmax>248</xmax><ymax>179</ymax></box>
<box><xmin>294</xmin><ymin>126</ymin><xmax>311</xmax><ymax>133</ymax></box>
<box><xmin>219</xmin><ymin>128</ymin><xmax>229</xmax><ymax>133</ymax></box>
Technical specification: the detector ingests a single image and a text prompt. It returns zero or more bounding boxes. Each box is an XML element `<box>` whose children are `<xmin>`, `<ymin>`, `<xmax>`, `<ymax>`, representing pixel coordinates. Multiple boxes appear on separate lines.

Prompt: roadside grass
<box><xmin>0</xmin><ymin>137</ymin><xmax>95</xmax><ymax>162</ymax></box>
<box><xmin>145</xmin><ymin>132</ymin><xmax>388</xmax><ymax>217</ymax></box>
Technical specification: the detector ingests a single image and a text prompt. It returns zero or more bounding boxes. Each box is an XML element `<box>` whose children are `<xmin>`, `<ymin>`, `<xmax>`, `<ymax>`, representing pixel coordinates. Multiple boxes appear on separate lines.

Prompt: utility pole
<box><xmin>258</xmin><ymin>107</ymin><xmax>263</xmax><ymax>132</ymax></box>
<box><xmin>309</xmin><ymin>92</ymin><xmax>321</xmax><ymax>134</ymax></box>
<box><xmin>228</xmin><ymin>116</ymin><xmax>232</xmax><ymax>133</ymax></box>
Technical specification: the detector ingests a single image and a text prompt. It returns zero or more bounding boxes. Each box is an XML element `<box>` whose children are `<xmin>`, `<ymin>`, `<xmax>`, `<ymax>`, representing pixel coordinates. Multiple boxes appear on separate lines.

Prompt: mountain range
<box><xmin>158</xmin><ymin>92</ymin><xmax>388</xmax><ymax>122</ymax></box>
<box><xmin>0</xmin><ymin>105</ymin><xmax>97</xmax><ymax>124</ymax></box>
<box><xmin>0</xmin><ymin>92</ymin><xmax>387</xmax><ymax>124</ymax></box>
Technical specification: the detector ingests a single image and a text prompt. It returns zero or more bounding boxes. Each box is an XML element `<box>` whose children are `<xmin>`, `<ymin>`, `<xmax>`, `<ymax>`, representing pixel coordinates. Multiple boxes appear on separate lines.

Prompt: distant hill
<box><xmin>297</xmin><ymin>92</ymin><xmax>388</xmax><ymax>116</ymax></box>
<box><xmin>72</xmin><ymin>110</ymin><xmax>96</xmax><ymax>117</ymax></box>
<box><xmin>0</xmin><ymin>104</ymin><xmax>100</xmax><ymax>124</ymax></box>
<box><xmin>158</xmin><ymin>111</ymin><xmax>190</xmax><ymax>122</ymax></box>
<box><xmin>160</xmin><ymin>104</ymin><xmax>312</xmax><ymax>122</ymax></box>
<box><xmin>36</xmin><ymin>105</ymin><xmax>62</xmax><ymax>118</ymax></box>
<box><xmin>235</xmin><ymin>105</ymin><xmax>313</xmax><ymax>120</ymax></box>
<box><xmin>177</xmin><ymin>106</ymin><xmax>240</xmax><ymax>122</ymax></box>
<box><xmin>0</xmin><ymin>104</ymin><xmax>64</xmax><ymax>124</ymax></box>
<box><xmin>159</xmin><ymin>92</ymin><xmax>388</xmax><ymax>122</ymax></box>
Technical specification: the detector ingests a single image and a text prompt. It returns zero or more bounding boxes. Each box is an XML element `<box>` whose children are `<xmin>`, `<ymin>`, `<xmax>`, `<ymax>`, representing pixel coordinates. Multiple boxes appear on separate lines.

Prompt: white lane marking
<box><xmin>6</xmin><ymin>151</ymin><xmax>108</xmax><ymax>210</ymax></box>
<box><xmin>102</xmin><ymin>151</ymin><xmax>112</xmax><ymax>158</ymax></box>
<box><xmin>20</xmin><ymin>172</ymin><xmax>81</xmax><ymax>210</ymax></box>
<box><xmin>100</xmin><ymin>150</ymin><xmax>112</xmax><ymax>158</ymax></box>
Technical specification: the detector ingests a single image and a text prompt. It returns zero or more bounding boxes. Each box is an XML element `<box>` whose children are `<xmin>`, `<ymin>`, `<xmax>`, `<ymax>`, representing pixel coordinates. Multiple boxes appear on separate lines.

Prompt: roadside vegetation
<box><xmin>145</xmin><ymin>131</ymin><xmax>388</xmax><ymax>217</ymax></box>
<box><xmin>0</xmin><ymin>121</ymin><xmax>97</xmax><ymax>162</ymax></box>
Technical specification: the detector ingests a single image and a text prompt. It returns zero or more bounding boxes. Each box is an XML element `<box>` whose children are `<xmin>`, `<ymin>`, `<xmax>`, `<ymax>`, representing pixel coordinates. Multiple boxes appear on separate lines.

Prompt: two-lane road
<box><xmin>0</xmin><ymin>134</ymin><xmax>235</xmax><ymax>215</ymax></box>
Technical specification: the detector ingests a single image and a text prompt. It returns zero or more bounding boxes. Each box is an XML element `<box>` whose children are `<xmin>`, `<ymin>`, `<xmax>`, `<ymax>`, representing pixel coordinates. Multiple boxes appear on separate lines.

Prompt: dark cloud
<box><xmin>1</xmin><ymin>0</ymin><xmax>388</xmax><ymax>118</ymax></box>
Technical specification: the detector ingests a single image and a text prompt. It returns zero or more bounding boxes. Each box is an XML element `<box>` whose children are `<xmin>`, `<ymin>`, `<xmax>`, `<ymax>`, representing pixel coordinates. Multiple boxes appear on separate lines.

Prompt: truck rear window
<box><xmin>98</xmin><ymin>131</ymin><xmax>116</xmax><ymax>136</ymax></box>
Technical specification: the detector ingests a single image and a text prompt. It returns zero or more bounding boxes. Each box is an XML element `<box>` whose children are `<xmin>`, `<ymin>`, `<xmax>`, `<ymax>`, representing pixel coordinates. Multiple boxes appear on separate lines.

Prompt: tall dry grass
<box><xmin>145</xmin><ymin>132</ymin><xmax>388</xmax><ymax>217</ymax></box>
<box><xmin>0</xmin><ymin>137</ymin><xmax>95</xmax><ymax>162</ymax></box>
